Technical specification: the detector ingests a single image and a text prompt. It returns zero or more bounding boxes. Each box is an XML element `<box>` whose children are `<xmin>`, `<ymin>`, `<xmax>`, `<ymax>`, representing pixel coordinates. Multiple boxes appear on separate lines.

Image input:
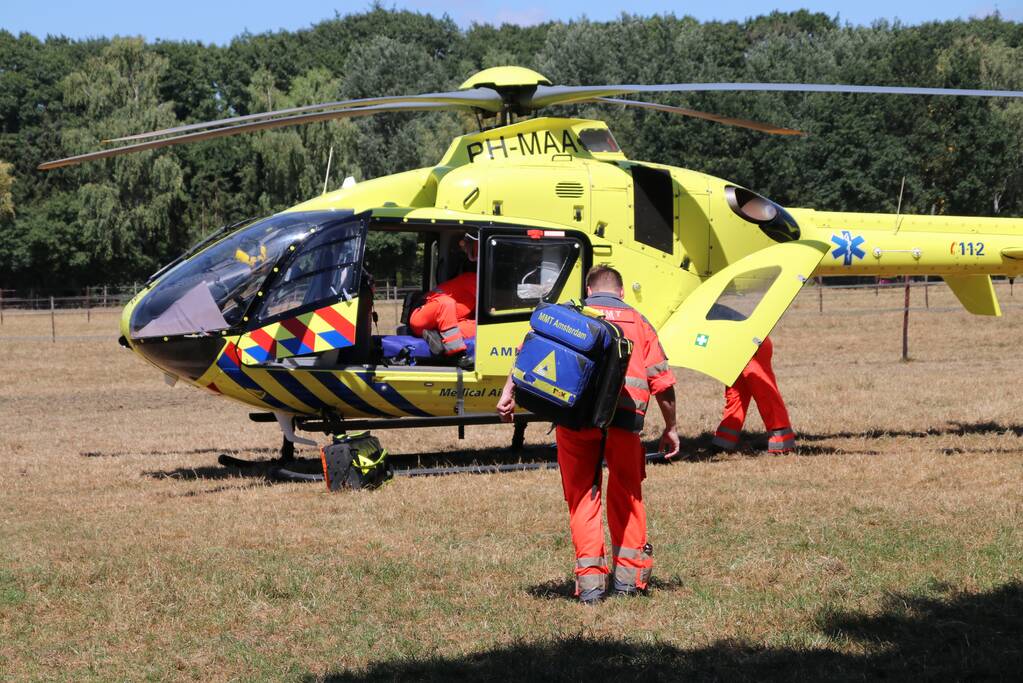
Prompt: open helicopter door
<box><xmin>659</xmin><ymin>240</ymin><xmax>829</xmax><ymax>386</ymax></box>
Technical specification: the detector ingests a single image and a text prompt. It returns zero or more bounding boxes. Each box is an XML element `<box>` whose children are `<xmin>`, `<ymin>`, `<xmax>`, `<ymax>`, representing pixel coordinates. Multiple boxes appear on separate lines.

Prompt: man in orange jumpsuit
<box><xmin>409</xmin><ymin>233</ymin><xmax>478</xmax><ymax>358</ymax></box>
<box><xmin>498</xmin><ymin>265</ymin><xmax>679</xmax><ymax>603</ymax></box>
<box><xmin>712</xmin><ymin>335</ymin><xmax>797</xmax><ymax>454</ymax></box>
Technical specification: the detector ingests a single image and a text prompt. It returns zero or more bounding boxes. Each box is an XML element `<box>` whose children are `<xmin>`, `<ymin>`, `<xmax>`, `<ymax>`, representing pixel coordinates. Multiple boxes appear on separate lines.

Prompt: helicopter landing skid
<box><xmin>216</xmin><ymin>435</ymin><xmax>298</xmax><ymax>469</ymax></box>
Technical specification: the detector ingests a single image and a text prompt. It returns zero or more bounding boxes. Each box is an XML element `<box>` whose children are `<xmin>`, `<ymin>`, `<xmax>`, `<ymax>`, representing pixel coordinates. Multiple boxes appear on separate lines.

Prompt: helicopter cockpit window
<box><xmin>129</xmin><ymin>210</ymin><xmax>355</xmax><ymax>339</ymax></box>
<box><xmin>484</xmin><ymin>236</ymin><xmax>581</xmax><ymax>315</ymax></box>
<box><xmin>256</xmin><ymin>223</ymin><xmax>364</xmax><ymax>322</ymax></box>
<box><xmin>706</xmin><ymin>265</ymin><xmax>782</xmax><ymax>321</ymax></box>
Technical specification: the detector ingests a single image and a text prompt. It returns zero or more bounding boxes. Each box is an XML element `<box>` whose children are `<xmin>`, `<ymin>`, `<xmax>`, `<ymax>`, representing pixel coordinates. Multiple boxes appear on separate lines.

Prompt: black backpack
<box><xmin>320</xmin><ymin>432</ymin><xmax>392</xmax><ymax>491</ymax></box>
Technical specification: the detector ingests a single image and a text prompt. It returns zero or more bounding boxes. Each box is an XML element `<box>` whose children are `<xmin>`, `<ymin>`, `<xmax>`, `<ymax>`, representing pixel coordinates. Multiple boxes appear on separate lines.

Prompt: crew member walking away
<box><xmin>712</xmin><ymin>335</ymin><xmax>797</xmax><ymax>454</ymax></box>
<box><xmin>409</xmin><ymin>233</ymin><xmax>478</xmax><ymax>361</ymax></box>
<box><xmin>497</xmin><ymin>265</ymin><xmax>679</xmax><ymax>604</ymax></box>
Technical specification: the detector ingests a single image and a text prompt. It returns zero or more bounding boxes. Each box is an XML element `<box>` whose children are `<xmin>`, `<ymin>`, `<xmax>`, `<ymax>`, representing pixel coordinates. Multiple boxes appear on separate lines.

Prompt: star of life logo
<box><xmin>830</xmin><ymin>230</ymin><xmax>866</xmax><ymax>266</ymax></box>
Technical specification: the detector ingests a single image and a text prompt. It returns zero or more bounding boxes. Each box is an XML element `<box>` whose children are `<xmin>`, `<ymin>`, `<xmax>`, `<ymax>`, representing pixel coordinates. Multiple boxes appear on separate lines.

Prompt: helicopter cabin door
<box><xmin>658</xmin><ymin>240</ymin><xmax>828</xmax><ymax>386</ymax></box>
<box><xmin>475</xmin><ymin>229</ymin><xmax>588</xmax><ymax>379</ymax></box>
<box><xmin>234</xmin><ymin>214</ymin><xmax>370</xmax><ymax>366</ymax></box>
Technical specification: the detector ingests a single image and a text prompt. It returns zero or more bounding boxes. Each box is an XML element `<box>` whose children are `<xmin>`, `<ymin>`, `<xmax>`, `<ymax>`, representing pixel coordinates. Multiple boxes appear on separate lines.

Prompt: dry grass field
<box><xmin>1</xmin><ymin>284</ymin><xmax>1021</xmax><ymax>681</ymax></box>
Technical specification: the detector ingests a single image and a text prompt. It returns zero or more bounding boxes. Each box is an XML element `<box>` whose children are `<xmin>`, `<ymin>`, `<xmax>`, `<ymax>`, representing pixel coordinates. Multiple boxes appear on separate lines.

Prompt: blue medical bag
<box><xmin>512</xmin><ymin>302</ymin><xmax>633</xmax><ymax>429</ymax></box>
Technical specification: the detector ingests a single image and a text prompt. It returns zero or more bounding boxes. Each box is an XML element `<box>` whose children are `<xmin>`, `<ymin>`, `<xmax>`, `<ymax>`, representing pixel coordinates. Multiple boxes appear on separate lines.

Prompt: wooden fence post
<box><xmin>902</xmin><ymin>276</ymin><xmax>910</xmax><ymax>361</ymax></box>
<box><xmin>817</xmin><ymin>277</ymin><xmax>823</xmax><ymax>313</ymax></box>
<box><xmin>50</xmin><ymin>296</ymin><xmax>56</xmax><ymax>343</ymax></box>
<box><xmin>924</xmin><ymin>276</ymin><xmax>929</xmax><ymax>309</ymax></box>
<box><xmin>86</xmin><ymin>286</ymin><xmax>91</xmax><ymax>322</ymax></box>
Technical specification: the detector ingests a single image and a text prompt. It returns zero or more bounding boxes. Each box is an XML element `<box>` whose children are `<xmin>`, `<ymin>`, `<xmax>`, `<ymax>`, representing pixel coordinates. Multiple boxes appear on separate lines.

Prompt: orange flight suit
<box><xmin>409</xmin><ymin>272</ymin><xmax>476</xmax><ymax>355</ymax></box>
<box><xmin>712</xmin><ymin>336</ymin><xmax>797</xmax><ymax>453</ymax></box>
<box><xmin>555</xmin><ymin>294</ymin><xmax>675</xmax><ymax>596</ymax></box>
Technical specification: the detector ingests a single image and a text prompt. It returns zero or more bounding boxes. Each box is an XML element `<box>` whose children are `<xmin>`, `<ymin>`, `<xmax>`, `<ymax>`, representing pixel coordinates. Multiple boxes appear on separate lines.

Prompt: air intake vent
<box><xmin>555</xmin><ymin>181</ymin><xmax>584</xmax><ymax>198</ymax></box>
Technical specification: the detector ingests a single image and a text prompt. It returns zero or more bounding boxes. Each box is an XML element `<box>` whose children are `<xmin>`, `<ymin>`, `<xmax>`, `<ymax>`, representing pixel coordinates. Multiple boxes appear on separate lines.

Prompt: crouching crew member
<box><xmin>409</xmin><ymin>233</ymin><xmax>478</xmax><ymax>356</ymax></box>
<box><xmin>497</xmin><ymin>265</ymin><xmax>679</xmax><ymax>603</ymax></box>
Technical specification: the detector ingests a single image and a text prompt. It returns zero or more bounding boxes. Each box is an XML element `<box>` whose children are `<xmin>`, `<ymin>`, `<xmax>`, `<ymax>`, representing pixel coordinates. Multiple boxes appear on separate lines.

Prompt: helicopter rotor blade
<box><xmin>38</xmin><ymin>101</ymin><xmax>460</xmax><ymax>171</ymax></box>
<box><xmin>103</xmin><ymin>88</ymin><xmax>504</xmax><ymax>144</ymax></box>
<box><xmin>527</xmin><ymin>82</ymin><xmax>1023</xmax><ymax>109</ymax></box>
<box><xmin>595</xmin><ymin>97</ymin><xmax>806</xmax><ymax>136</ymax></box>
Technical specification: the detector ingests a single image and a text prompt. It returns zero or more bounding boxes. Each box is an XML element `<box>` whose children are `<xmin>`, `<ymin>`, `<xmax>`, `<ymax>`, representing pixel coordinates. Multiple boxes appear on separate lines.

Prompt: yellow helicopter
<box><xmin>39</xmin><ymin>66</ymin><xmax>1023</xmax><ymax>462</ymax></box>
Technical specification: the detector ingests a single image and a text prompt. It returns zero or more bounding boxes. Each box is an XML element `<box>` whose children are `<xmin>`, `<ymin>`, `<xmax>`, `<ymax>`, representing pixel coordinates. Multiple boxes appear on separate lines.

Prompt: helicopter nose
<box><xmin>130</xmin><ymin>335</ymin><xmax>227</xmax><ymax>382</ymax></box>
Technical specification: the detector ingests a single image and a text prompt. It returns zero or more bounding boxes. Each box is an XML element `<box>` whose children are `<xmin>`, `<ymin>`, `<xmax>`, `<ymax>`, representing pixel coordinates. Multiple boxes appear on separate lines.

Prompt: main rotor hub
<box><xmin>460</xmin><ymin>66</ymin><xmax>552</xmax><ymax>122</ymax></box>
<box><xmin>458</xmin><ymin>66</ymin><xmax>552</xmax><ymax>91</ymax></box>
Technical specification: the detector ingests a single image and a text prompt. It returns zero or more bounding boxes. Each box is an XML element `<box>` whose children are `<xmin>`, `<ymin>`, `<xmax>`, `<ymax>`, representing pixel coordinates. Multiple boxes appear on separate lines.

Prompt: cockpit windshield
<box><xmin>130</xmin><ymin>210</ymin><xmax>356</xmax><ymax>339</ymax></box>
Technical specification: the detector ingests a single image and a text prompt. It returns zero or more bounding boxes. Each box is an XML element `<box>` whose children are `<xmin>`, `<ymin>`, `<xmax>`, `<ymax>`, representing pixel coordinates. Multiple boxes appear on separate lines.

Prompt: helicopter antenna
<box><xmin>323</xmin><ymin>145</ymin><xmax>334</xmax><ymax>195</ymax></box>
<box><xmin>893</xmin><ymin>175</ymin><xmax>906</xmax><ymax>234</ymax></box>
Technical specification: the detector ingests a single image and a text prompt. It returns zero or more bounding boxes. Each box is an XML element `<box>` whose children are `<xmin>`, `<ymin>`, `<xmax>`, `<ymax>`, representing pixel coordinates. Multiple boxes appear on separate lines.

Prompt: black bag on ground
<box><xmin>511</xmin><ymin>302</ymin><xmax>633</xmax><ymax>430</ymax></box>
<box><xmin>320</xmin><ymin>432</ymin><xmax>391</xmax><ymax>491</ymax></box>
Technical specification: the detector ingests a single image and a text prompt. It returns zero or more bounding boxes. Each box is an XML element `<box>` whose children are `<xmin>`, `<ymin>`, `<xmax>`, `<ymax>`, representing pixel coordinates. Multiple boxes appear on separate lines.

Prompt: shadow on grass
<box><xmin>137</xmin><ymin>419</ymin><xmax>1023</xmax><ymax>483</ymax></box>
<box><xmin>313</xmin><ymin>582</ymin><xmax>1023</xmax><ymax>681</ymax></box>
<box><xmin>527</xmin><ymin>574</ymin><xmax>687</xmax><ymax>601</ymax></box>
<box><xmin>81</xmin><ymin>446</ymin><xmax>280</xmax><ymax>458</ymax></box>
<box><xmin>143</xmin><ymin>444</ymin><xmax>561</xmax><ymax>484</ymax></box>
<box><xmin>160</xmin><ymin>481</ymin><xmax>270</xmax><ymax>498</ymax></box>
<box><xmin>668</xmin><ymin>433</ymin><xmax>851</xmax><ymax>462</ymax></box>
<box><xmin>387</xmin><ymin>443</ymin><xmax>558</xmax><ymax>470</ymax></box>
<box><xmin>145</xmin><ymin>465</ymin><xmax>280</xmax><ymax>482</ymax></box>
<box><xmin>799</xmin><ymin>420</ymin><xmax>1023</xmax><ymax>443</ymax></box>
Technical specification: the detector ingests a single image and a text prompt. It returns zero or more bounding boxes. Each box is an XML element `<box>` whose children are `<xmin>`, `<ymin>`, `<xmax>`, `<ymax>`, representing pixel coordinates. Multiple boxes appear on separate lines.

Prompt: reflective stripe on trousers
<box><xmin>713</xmin><ymin>425</ymin><xmax>740</xmax><ymax>450</ymax></box>
<box><xmin>439</xmin><ymin>325</ymin><xmax>466</xmax><ymax>354</ymax></box>
<box><xmin>768</xmin><ymin>427</ymin><xmax>797</xmax><ymax>452</ymax></box>
<box><xmin>611</xmin><ymin>545</ymin><xmax>653</xmax><ymax>591</ymax></box>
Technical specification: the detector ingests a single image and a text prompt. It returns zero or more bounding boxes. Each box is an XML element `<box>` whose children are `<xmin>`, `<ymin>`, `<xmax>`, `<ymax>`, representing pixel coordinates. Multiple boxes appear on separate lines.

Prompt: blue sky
<box><xmin>2</xmin><ymin>2</ymin><xmax>1020</xmax><ymax>44</ymax></box>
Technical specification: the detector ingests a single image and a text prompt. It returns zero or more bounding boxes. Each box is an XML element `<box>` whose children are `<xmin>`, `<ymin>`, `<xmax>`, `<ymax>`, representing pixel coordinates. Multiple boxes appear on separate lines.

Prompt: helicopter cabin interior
<box><xmin>303</xmin><ymin>217</ymin><xmax>591</xmax><ymax>372</ymax></box>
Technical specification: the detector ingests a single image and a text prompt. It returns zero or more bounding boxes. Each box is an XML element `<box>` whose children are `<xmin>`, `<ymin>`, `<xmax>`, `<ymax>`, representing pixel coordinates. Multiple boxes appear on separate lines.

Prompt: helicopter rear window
<box><xmin>578</xmin><ymin>128</ymin><xmax>621</xmax><ymax>153</ymax></box>
<box><xmin>484</xmin><ymin>236</ymin><xmax>581</xmax><ymax>316</ymax></box>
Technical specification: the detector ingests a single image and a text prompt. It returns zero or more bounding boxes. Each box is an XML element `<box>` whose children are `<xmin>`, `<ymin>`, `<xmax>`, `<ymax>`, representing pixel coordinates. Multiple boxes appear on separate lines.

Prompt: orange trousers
<box><xmin>556</xmin><ymin>426</ymin><xmax>652</xmax><ymax>594</ymax></box>
<box><xmin>713</xmin><ymin>337</ymin><xmax>796</xmax><ymax>452</ymax></box>
<box><xmin>409</xmin><ymin>295</ymin><xmax>476</xmax><ymax>355</ymax></box>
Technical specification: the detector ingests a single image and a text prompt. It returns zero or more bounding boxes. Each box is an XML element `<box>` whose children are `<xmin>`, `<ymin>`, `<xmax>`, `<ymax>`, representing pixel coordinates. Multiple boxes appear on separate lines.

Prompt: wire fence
<box><xmin>0</xmin><ymin>281</ymin><xmax>422</xmax><ymax>314</ymax></box>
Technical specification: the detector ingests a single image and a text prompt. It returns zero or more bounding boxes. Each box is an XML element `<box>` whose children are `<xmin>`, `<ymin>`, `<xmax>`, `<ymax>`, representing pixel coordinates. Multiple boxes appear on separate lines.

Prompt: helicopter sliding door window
<box><xmin>483</xmin><ymin>236</ymin><xmax>582</xmax><ymax>318</ymax></box>
<box><xmin>256</xmin><ymin>219</ymin><xmax>366</xmax><ymax>323</ymax></box>
<box><xmin>632</xmin><ymin>165</ymin><xmax>675</xmax><ymax>254</ymax></box>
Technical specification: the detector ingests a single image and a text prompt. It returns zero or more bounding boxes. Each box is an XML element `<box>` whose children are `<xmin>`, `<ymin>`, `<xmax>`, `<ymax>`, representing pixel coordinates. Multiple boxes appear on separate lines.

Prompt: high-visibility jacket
<box><xmin>428</xmin><ymin>271</ymin><xmax>475</xmax><ymax>319</ymax></box>
<box><xmin>584</xmin><ymin>294</ymin><xmax>675</xmax><ymax>432</ymax></box>
<box><xmin>409</xmin><ymin>272</ymin><xmax>477</xmax><ymax>355</ymax></box>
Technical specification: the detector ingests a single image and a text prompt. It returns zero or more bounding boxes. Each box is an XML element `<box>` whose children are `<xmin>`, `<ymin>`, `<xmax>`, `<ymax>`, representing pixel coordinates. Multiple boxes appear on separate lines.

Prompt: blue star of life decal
<box><xmin>830</xmin><ymin>230</ymin><xmax>866</xmax><ymax>266</ymax></box>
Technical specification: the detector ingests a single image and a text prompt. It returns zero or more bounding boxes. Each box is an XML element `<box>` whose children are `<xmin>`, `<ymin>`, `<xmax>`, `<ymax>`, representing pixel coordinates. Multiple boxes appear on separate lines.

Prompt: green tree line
<box><xmin>3</xmin><ymin>8</ymin><xmax>1023</xmax><ymax>290</ymax></box>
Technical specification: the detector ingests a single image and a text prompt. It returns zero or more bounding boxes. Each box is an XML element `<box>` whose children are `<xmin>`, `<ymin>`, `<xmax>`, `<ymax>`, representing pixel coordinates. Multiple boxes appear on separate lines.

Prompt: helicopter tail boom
<box><xmin>793</xmin><ymin>209</ymin><xmax>1023</xmax><ymax>282</ymax></box>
